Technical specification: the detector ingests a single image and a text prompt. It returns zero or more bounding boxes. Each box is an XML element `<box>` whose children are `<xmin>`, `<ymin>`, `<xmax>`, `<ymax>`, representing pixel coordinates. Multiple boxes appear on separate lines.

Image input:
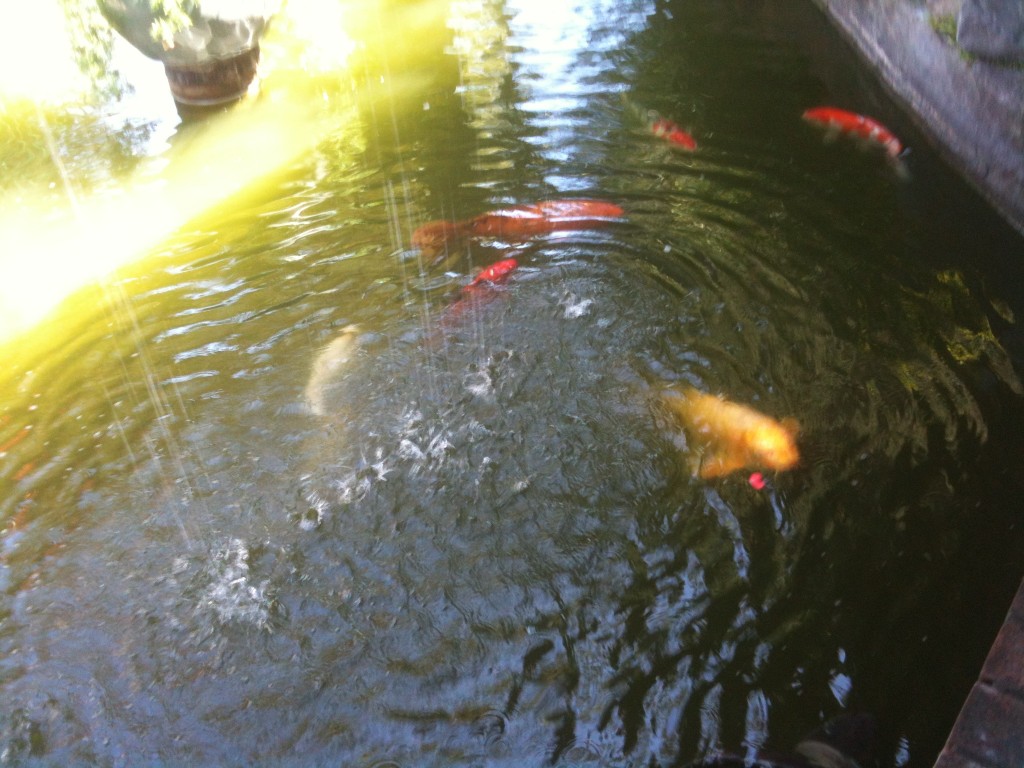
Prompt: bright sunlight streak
<box><xmin>0</xmin><ymin>0</ymin><xmax>366</xmax><ymax>346</ymax></box>
<box><xmin>0</xmin><ymin>0</ymin><xmax>84</xmax><ymax>104</ymax></box>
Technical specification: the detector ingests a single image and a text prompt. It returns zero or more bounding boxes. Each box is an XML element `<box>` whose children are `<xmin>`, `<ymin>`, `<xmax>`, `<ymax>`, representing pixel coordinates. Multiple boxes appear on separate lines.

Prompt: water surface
<box><xmin>2</xmin><ymin>1</ymin><xmax>1024</xmax><ymax>766</ymax></box>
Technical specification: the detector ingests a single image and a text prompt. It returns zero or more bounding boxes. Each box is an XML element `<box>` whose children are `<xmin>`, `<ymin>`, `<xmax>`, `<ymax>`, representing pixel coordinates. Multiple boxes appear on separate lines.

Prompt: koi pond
<box><xmin>2</xmin><ymin>0</ymin><xmax>1024</xmax><ymax>765</ymax></box>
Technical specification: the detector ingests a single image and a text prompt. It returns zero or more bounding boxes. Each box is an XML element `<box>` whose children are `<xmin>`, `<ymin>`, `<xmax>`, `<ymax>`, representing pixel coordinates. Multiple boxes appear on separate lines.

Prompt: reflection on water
<box><xmin>2</xmin><ymin>0</ymin><xmax>1024</xmax><ymax>766</ymax></box>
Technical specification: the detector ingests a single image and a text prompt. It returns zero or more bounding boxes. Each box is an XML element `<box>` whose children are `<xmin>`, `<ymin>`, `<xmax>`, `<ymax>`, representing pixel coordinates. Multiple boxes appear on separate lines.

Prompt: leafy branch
<box><xmin>149</xmin><ymin>0</ymin><xmax>198</xmax><ymax>49</ymax></box>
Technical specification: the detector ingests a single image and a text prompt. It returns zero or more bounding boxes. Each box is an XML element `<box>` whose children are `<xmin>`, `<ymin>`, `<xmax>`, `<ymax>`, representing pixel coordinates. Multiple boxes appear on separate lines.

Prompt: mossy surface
<box><xmin>929</xmin><ymin>9</ymin><xmax>1024</xmax><ymax>67</ymax></box>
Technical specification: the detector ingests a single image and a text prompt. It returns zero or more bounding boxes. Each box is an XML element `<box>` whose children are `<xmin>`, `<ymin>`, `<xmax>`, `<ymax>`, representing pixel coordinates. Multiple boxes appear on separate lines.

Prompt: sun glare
<box><xmin>0</xmin><ymin>0</ymin><xmax>365</xmax><ymax>348</ymax></box>
<box><xmin>0</xmin><ymin>0</ymin><xmax>84</xmax><ymax>105</ymax></box>
<box><xmin>273</xmin><ymin>0</ymin><xmax>357</xmax><ymax>73</ymax></box>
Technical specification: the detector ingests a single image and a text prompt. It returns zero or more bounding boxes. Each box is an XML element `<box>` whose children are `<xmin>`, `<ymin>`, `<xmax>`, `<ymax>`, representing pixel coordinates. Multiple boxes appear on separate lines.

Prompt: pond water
<box><xmin>2</xmin><ymin>0</ymin><xmax>1024</xmax><ymax>766</ymax></box>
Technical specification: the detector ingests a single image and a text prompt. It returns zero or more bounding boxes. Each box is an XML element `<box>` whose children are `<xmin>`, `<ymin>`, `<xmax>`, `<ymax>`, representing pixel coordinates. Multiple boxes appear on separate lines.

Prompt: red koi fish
<box><xmin>621</xmin><ymin>95</ymin><xmax>697</xmax><ymax>151</ymax></box>
<box><xmin>802</xmin><ymin>106</ymin><xmax>903</xmax><ymax>159</ymax></box>
<box><xmin>662</xmin><ymin>388</ymin><xmax>800</xmax><ymax>479</ymax></box>
<box><xmin>464</xmin><ymin>257</ymin><xmax>518</xmax><ymax>290</ymax></box>
<box><xmin>650</xmin><ymin>116</ymin><xmax>697</xmax><ymax>150</ymax></box>
<box><xmin>429</xmin><ymin>258</ymin><xmax>520</xmax><ymax>341</ymax></box>
<box><xmin>413</xmin><ymin>199</ymin><xmax>624</xmax><ymax>255</ymax></box>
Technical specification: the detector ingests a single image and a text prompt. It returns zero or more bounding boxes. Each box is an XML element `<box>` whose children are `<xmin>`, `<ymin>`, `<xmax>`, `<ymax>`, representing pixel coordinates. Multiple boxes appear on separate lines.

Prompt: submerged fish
<box><xmin>426</xmin><ymin>257</ymin><xmax>520</xmax><ymax>336</ymax></box>
<box><xmin>650</xmin><ymin>115</ymin><xmax>697</xmax><ymax>150</ymax></box>
<box><xmin>464</xmin><ymin>257</ymin><xmax>519</xmax><ymax>290</ymax></box>
<box><xmin>412</xmin><ymin>199</ymin><xmax>624</xmax><ymax>257</ymax></box>
<box><xmin>802</xmin><ymin>106</ymin><xmax>903</xmax><ymax>159</ymax></box>
<box><xmin>662</xmin><ymin>387</ymin><xmax>800</xmax><ymax>479</ymax></box>
<box><xmin>687</xmin><ymin>713</ymin><xmax>877</xmax><ymax>768</ymax></box>
<box><xmin>304</xmin><ymin>324</ymin><xmax>362</xmax><ymax>417</ymax></box>
<box><xmin>621</xmin><ymin>93</ymin><xmax>698</xmax><ymax>151</ymax></box>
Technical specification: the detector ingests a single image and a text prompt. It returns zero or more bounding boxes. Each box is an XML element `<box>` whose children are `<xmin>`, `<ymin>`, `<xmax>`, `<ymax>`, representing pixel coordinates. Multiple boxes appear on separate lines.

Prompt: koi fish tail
<box><xmin>619</xmin><ymin>91</ymin><xmax>646</xmax><ymax>123</ymax></box>
<box><xmin>889</xmin><ymin>154</ymin><xmax>912</xmax><ymax>182</ymax></box>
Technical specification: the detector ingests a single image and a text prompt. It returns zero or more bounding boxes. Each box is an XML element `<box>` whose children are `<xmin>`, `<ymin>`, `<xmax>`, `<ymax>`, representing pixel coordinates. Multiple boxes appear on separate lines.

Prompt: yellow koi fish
<box><xmin>305</xmin><ymin>325</ymin><xmax>361</xmax><ymax>416</ymax></box>
<box><xmin>662</xmin><ymin>388</ymin><xmax>800</xmax><ymax>479</ymax></box>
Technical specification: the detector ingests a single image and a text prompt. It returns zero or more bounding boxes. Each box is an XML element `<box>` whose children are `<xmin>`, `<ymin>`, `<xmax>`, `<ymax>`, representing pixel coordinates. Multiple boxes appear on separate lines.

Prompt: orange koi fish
<box><xmin>621</xmin><ymin>94</ymin><xmax>697</xmax><ymax>151</ymax></box>
<box><xmin>0</xmin><ymin>424</ymin><xmax>32</xmax><ymax>454</ymax></box>
<box><xmin>662</xmin><ymin>388</ymin><xmax>800</xmax><ymax>479</ymax></box>
<box><xmin>413</xmin><ymin>199</ymin><xmax>624</xmax><ymax>256</ymax></box>
<box><xmin>802</xmin><ymin>106</ymin><xmax>903</xmax><ymax>159</ymax></box>
<box><xmin>464</xmin><ymin>257</ymin><xmax>518</xmax><ymax>290</ymax></box>
<box><xmin>650</xmin><ymin>116</ymin><xmax>697</xmax><ymax>151</ymax></box>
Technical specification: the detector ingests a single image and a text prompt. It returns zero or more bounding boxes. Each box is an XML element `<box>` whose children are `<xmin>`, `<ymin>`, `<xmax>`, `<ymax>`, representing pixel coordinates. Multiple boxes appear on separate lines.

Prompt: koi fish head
<box><xmin>745</xmin><ymin>418</ymin><xmax>800</xmax><ymax>471</ymax></box>
<box><xmin>662</xmin><ymin>388</ymin><xmax>801</xmax><ymax>478</ymax></box>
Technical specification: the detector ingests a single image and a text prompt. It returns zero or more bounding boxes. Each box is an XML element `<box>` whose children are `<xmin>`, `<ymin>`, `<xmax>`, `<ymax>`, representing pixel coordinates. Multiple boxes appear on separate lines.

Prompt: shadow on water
<box><xmin>2</xmin><ymin>0</ymin><xmax>1024</xmax><ymax>766</ymax></box>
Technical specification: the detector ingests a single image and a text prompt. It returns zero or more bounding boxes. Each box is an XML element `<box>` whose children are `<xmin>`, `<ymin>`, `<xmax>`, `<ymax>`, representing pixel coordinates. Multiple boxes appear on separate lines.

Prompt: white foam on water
<box><xmin>464</xmin><ymin>367</ymin><xmax>494</xmax><ymax>398</ymax></box>
<box><xmin>198</xmin><ymin>538</ymin><xmax>272</xmax><ymax>629</ymax></box>
<box><xmin>560</xmin><ymin>292</ymin><xmax>594</xmax><ymax>318</ymax></box>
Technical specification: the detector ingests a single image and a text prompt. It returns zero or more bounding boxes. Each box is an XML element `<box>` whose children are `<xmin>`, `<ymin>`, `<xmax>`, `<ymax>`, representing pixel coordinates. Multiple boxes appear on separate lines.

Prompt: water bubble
<box><xmin>472</xmin><ymin>709</ymin><xmax>507</xmax><ymax>746</ymax></box>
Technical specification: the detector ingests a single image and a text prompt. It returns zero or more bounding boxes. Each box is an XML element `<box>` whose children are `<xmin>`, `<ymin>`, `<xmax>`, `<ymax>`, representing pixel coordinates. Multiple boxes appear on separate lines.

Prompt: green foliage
<box><xmin>929</xmin><ymin>11</ymin><xmax>1024</xmax><ymax>68</ymax></box>
<box><xmin>149</xmin><ymin>0</ymin><xmax>199</xmax><ymax>50</ymax></box>
<box><xmin>58</xmin><ymin>0</ymin><xmax>121</xmax><ymax>100</ymax></box>
<box><xmin>52</xmin><ymin>0</ymin><xmax>205</xmax><ymax>101</ymax></box>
